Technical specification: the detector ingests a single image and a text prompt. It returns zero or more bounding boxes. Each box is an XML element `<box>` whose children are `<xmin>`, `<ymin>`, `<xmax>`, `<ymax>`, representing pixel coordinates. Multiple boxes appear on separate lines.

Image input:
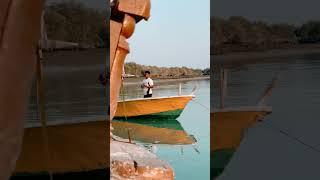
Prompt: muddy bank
<box><xmin>110</xmin><ymin>140</ymin><xmax>174</xmax><ymax>180</ymax></box>
<box><xmin>212</xmin><ymin>44</ymin><xmax>320</xmax><ymax>66</ymax></box>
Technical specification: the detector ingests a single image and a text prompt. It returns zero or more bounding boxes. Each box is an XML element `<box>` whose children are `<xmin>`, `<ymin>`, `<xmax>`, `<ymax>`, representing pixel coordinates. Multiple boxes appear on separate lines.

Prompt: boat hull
<box><xmin>211</xmin><ymin>107</ymin><xmax>271</xmax><ymax>179</ymax></box>
<box><xmin>12</xmin><ymin>121</ymin><xmax>108</xmax><ymax>175</ymax></box>
<box><xmin>211</xmin><ymin>149</ymin><xmax>235</xmax><ymax>179</ymax></box>
<box><xmin>114</xmin><ymin>95</ymin><xmax>193</xmax><ymax>119</ymax></box>
<box><xmin>114</xmin><ymin>109</ymin><xmax>184</xmax><ymax>120</ymax></box>
<box><xmin>10</xmin><ymin>169</ymin><xmax>107</xmax><ymax>180</ymax></box>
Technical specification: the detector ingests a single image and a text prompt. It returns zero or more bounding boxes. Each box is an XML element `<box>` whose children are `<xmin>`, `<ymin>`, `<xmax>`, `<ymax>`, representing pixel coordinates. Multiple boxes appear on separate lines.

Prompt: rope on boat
<box><xmin>120</xmin><ymin>81</ymin><xmax>128</xmax><ymax>121</ymax></box>
<box><xmin>112</xmin><ymin>134</ymin><xmax>136</xmax><ymax>144</ymax></box>
<box><xmin>36</xmin><ymin>47</ymin><xmax>53</xmax><ymax>180</ymax></box>
<box><xmin>0</xmin><ymin>0</ymin><xmax>13</xmax><ymax>48</ymax></box>
<box><xmin>36</xmin><ymin>11</ymin><xmax>53</xmax><ymax>180</ymax></box>
<box><xmin>192</xmin><ymin>145</ymin><xmax>201</xmax><ymax>154</ymax></box>
<box><xmin>127</xmin><ymin>129</ymin><xmax>132</xmax><ymax>143</ymax></box>
<box><xmin>263</xmin><ymin>122</ymin><xmax>320</xmax><ymax>154</ymax></box>
<box><xmin>191</xmin><ymin>99</ymin><xmax>210</xmax><ymax>111</ymax></box>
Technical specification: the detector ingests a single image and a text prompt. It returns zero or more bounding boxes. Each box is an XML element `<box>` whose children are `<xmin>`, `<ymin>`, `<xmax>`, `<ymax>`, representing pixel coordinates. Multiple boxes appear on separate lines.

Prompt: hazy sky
<box><xmin>128</xmin><ymin>0</ymin><xmax>210</xmax><ymax>69</ymax></box>
<box><xmin>212</xmin><ymin>0</ymin><xmax>320</xmax><ymax>25</ymax></box>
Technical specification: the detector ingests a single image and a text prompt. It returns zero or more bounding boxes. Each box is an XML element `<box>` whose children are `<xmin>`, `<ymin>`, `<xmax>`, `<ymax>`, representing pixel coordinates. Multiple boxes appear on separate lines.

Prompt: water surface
<box><xmin>122</xmin><ymin>79</ymin><xmax>210</xmax><ymax>180</ymax></box>
<box><xmin>26</xmin><ymin>49</ymin><xmax>107</xmax><ymax>126</ymax></box>
<box><xmin>213</xmin><ymin>53</ymin><xmax>320</xmax><ymax>180</ymax></box>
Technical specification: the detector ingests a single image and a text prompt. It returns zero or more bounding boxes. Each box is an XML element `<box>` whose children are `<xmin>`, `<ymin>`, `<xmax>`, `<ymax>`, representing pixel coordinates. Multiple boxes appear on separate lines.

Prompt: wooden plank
<box><xmin>14</xmin><ymin>121</ymin><xmax>108</xmax><ymax>173</ymax></box>
<box><xmin>212</xmin><ymin>106</ymin><xmax>272</xmax><ymax>113</ymax></box>
<box><xmin>118</xmin><ymin>0</ymin><xmax>151</xmax><ymax>20</ymax></box>
<box><xmin>110</xmin><ymin>20</ymin><xmax>122</xmax><ymax>70</ymax></box>
<box><xmin>257</xmin><ymin>76</ymin><xmax>279</xmax><ymax>106</ymax></box>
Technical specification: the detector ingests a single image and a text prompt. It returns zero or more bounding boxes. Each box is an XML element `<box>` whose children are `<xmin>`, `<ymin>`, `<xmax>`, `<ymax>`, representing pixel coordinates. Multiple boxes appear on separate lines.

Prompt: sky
<box><xmin>128</xmin><ymin>0</ymin><xmax>210</xmax><ymax>69</ymax></box>
<box><xmin>211</xmin><ymin>0</ymin><xmax>320</xmax><ymax>25</ymax></box>
<box><xmin>46</xmin><ymin>0</ymin><xmax>210</xmax><ymax>69</ymax></box>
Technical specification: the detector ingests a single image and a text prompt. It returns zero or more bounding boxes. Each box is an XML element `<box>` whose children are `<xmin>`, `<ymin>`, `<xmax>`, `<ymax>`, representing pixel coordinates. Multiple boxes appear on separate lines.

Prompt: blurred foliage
<box><xmin>212</xmin><ymin>16</ymin><xmax>320</xmax><ymax>54</ymax></box>
<box><xmin>295</xmin><ymin>21</ymin><xmax>320</xmax><ymax>43</ymax></box>
<box><xmin>45</xmin><ymin>1</ymin><xmax>107</xmax><ymax>48</ymax></box>
<box><xmin>202</xmin><ymin>68</ymin><xmax>210</xmax><ymax>75</ymax></box>
<box><xmin>124</xmin><ymin>62</ymin><xmax>207</xmax><ymax>78</ymax></box>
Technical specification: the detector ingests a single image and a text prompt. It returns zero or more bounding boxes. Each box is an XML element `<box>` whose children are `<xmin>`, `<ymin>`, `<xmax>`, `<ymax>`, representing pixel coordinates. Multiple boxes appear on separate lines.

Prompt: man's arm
<box><xmin>145</xmin><ymin>84</ymin><xmax>154</xmax><ymax>88</ymax></box>
<box><xmin>146</xmin><ymin>79</ymin><xmax>154</xmax><ymax>88</ymax></box>
<box><xmin>144</xmin><ymin>84</ymin><xmax>153</xmax><ymax>88</ymax></box>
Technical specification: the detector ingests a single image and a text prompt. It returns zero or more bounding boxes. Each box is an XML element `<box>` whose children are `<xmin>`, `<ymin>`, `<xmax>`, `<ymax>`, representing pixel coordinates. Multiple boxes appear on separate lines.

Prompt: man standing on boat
<box><xmin>141</xmin><ymin>71</ymin><xmax>154</xmax><ymax>98</ymax></box>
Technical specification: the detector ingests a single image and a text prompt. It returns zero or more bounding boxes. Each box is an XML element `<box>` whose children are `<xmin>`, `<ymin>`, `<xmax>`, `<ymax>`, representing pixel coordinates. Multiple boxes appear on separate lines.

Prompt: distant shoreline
<box><xmin>123</xmin><ymin>76</ymin><xmax>210</xmax><ymax>86</ymax></box>
<box><xmin>212</xmin><ymin>44</ymin><xmax>320</xmax><ymax>65</ymax></box>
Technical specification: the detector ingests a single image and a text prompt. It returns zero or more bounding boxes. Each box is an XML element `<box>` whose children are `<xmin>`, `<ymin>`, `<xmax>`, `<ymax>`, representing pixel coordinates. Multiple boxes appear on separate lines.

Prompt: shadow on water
<box><xmin>112</xmin><ymin>118</ymin><xmax>197</xmax><ymax>145</ymax></box>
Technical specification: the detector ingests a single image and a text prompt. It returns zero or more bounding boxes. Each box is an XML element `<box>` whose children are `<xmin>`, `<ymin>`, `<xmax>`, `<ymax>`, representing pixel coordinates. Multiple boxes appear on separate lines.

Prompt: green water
<box><xmin>122</xmin><ymin>79</ymin><xmax>210</xmax><ymax>180</ymax></box>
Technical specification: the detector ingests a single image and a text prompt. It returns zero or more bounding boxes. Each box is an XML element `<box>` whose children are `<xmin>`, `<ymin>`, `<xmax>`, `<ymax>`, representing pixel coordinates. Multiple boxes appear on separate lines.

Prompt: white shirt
<box><xmin>142</xmin><ymin>78</ymin><xmax>154</xmax><ymax>95</ymax></box>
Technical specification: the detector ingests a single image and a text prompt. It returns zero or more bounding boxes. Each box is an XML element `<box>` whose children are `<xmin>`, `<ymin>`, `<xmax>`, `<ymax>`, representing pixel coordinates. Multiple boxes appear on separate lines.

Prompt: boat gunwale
<box><xmin>25</xmin><ymin>118</ymin><xmax>107</xmax><ymax>128</ymax></box>
<box><xmin>212</xmin><ymin>106</ymin><xmax>272</xmax><ymax>113</ymax></box>
<box><xmin>117</xmin><ymin>94</ymin><xmax>195</xmax><ymax>103</ymax></box>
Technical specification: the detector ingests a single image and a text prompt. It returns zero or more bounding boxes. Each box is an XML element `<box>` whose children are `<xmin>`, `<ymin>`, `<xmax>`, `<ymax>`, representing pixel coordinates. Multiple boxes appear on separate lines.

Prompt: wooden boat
<box><xmin>9</xmin><ymin>9</ymin><xmax>109</xmax><ymax>179</ymax></box>
<box><xmin>0</xmin><ymin>1</ymin><xmax>44</xmax><ymax>179</ymax></box>
<box><xmin>12</xmin><ymin>121</ymin><xmax>108</xmax><ymax>178</ymax></box>
<box><xmin>112</xmin><ymin>118</ymin><xmax>195</xmax><ymax>145</ymax></box>
<box><xmin>109</xmin><ymin>1</ymin><xmax>175</xmax><ymax>180</ymax></box>
<box><xmin>211</xmin><ymin>68</ymin><xmax>277</xmax><ymax>179</ymax></box>
<box><xmin>114</xmin><ymin>94</ymin><xmax>194</xmax><ymax>120</ymax></box>
<box><xmin>211</xmin><ymin>106</ymin><xmax>271</xmax><ymax>178</ymax></box>
<box><xmin>110</xmin><ymin>0</ymin><xmax>150</xmax><ymax>120</ymax></box>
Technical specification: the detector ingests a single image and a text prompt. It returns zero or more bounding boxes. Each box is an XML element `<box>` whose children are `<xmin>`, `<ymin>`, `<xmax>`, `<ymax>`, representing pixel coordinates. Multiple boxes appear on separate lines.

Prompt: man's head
<box><xmin>144</xmin><ymin>71</ymin><xmax>151</xmax><ymax>78</ymax></box>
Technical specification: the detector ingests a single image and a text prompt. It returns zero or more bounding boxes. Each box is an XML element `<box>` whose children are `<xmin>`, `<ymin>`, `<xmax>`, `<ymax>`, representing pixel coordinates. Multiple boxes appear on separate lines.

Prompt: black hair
<box><xmin>145</xmin><ymin>70</ymin><xmax>151</xmax><ymax>74</ymax></box>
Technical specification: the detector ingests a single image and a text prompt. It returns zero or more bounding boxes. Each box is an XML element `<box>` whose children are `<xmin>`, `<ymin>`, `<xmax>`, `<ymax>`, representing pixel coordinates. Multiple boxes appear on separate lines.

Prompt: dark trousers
<box><xmin>144</xmin><ymin>94</ymin><xmax>152</xmax><ymax>98</ymax></box>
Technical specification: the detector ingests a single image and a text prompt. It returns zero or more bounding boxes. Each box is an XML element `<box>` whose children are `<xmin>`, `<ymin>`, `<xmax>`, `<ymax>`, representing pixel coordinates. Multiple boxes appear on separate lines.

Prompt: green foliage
<box><xmin>45</xmin><ymin>1</ymin><xmax>107</xmax><ymax>47</ymax></box>
<box><xmin>212</xmin><ymin>16</ymin><xmax>320</xmax><ymax>54</ymax></box>
<box><xmin>211</xmin><ymin>16</ymin><xmax>298</xmax><ymax>54</ymax></box>
<box><xmin>295</xmin><ymin>21</ymin><xmax>320</xmax><ymax>43</ymax></box>
<box><xmin>124</xmin><ymin>62</ymin><xmax>206</xmax><ymax>78</ymax></box>
<box><xmin>202</xmin><ymin>68</ymin><xmax>210</xmax><ymax>75</ymax></box>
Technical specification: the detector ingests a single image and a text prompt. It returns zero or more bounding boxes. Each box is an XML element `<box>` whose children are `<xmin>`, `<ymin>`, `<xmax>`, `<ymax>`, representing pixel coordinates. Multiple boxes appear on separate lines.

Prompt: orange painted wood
<box><xmin>115</xmin><ymin>96</ymin><xmax>193</xmax><ymax>117</ymax></box>
<box><xmin>112</xmin><ymin>121</ymin><xmax>194</xmax><ymax>145</ymax></box>
<box><xmin>110</xmin><ymin>20</ymin><xmax>122</xmax><ymax>69</ymax></box>
<box><xmin>118</xmin><ymin>0</ymin><xmax>151</xmax><ymax>20</ymax></box>
<box><xmin>14</xmin><ymin>121</ymin><xmax>108</xmax><ymax>173</ymax></box>
<box><xmin>211</xmin><ymin>109</ymin><xmax>270</xmax><ymax>151</ymax></box>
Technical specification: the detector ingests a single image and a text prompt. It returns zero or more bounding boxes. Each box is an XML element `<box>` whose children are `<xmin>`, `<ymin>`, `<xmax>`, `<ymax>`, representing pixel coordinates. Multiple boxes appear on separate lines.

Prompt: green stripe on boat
<box><xmin>113</xmin><ymin>109</ymin><xmax>184</xmax><ymax>130</ymax></box>
<box><xmin>211</xmin><ymin>149</ymin><xmax>235</xmax><ymax>179</ymax></box>
<box><xmin>114</xmin><ymin>109</ymin><xmax>183</xmax><ymax>121</ymax></box>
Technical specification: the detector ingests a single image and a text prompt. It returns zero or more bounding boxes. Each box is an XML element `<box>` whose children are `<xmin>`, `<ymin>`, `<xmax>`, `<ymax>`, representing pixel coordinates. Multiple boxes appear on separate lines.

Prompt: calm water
<box><xmin>122</xmin><ymin>79</ymin><xmax>210</xmax><ymax>180</ymax></box>
<box><xmin>213</xmin><ymin>53</ymin><xmax>320</xmax><ymax>180</ymax></box>
<box><xmin>26</xmin><ymin>49</ymin><xmax>107</xmax><ymax>127</ymax></box>
<box><xmin>26</xmin><ymin>49</ymin><xmax>210</xmax><ymax>179</ymax></box>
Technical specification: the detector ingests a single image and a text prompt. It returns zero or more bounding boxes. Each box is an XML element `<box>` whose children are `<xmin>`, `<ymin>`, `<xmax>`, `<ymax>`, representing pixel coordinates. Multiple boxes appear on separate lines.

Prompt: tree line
<box><xmin>212</xmin><ymin>16</ymin><xmax>320</xmax><ymax>54</ymax></box>
<box><xmin>44</xmin><ymin>1</ymin><xmax>108</xmax><ymax>48</ymax></box>
<box><xmin>124</xmin><ymin>62</ymin><xmax>209</xmax><ymax>78</ymax></box>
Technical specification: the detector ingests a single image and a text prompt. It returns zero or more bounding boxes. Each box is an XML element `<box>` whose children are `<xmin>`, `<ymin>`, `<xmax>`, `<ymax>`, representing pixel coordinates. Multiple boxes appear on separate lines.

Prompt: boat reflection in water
<box><xmin>211</xmin><ymin>68</ymin><xmax>276</xmax><ymax>179</ymax></box>
<box><xmin>211</xmin><ymin>107</ymin><xmax>271</xmax><ymax>178</ymax></box>
<box><xmin>112</xmin><ymin>118</ymin><xmax>196</xmax><ymax>146</ymax></box>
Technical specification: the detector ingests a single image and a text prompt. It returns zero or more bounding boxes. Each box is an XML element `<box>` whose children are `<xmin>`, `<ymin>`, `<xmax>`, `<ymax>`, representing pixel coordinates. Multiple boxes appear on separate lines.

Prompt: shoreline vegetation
<box><xmin>124</xmin><ymin>62</ymin><xmax>210</xmax><ymax>79</ymax></box>
<box><xmin>213</xmin><ymin>44</ymin><xmax>320</xmax><ymax>64</ymax></box>
<box><xmin>44</xmin><ymin>1</ymin><xmax>107</xmax><ymax>49</ymax></box>
<box><xmin>123</xmin><ymin>76</ymin><xmax>210</xmax><ymax>86</ymax></box>
<box><xmin>212</xmin><ymin>16</ymin><xmax>320</xmax><ymax>64</ymax></box>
